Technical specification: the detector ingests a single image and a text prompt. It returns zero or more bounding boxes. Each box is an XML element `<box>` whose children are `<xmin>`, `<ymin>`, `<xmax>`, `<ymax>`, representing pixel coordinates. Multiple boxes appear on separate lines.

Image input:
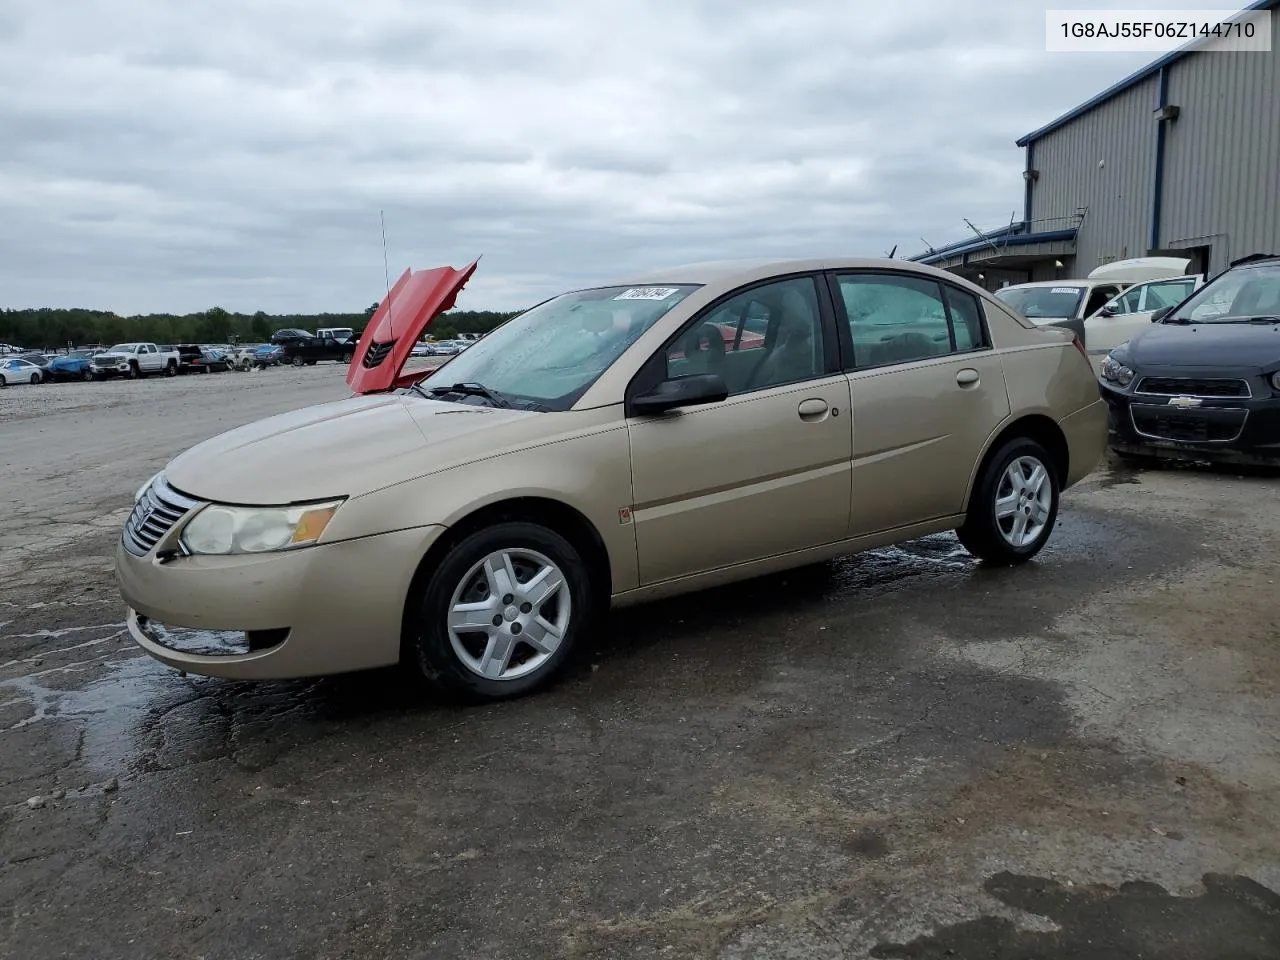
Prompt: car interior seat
<box><xmin>748</xmin><ymin>289</ymin><xmax>819</xmax><ymax>388</ymax></box>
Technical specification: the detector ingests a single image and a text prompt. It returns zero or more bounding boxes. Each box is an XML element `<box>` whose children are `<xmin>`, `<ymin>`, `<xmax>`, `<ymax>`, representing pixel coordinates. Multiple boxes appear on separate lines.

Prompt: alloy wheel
<box><xmin>994</xmin><ymin>455</ymin><xmax>1052</xmax><ymax>548</ymax></box>
<box><xmin>446</xmin><ymin>547</ymin><xmax>572</xmax><ymax>681</ymax></box>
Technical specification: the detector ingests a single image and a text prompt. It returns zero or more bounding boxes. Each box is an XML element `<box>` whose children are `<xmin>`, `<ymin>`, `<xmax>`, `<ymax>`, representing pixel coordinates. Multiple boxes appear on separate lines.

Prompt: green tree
<box><xmin>251</xmin><ymin>310</ymin><xmax>271</xmax><ymax>340</ymax></box>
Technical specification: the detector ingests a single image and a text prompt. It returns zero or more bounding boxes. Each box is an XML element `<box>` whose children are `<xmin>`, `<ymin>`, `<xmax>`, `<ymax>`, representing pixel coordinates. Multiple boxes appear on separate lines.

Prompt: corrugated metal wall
<box><xmin>1026</xmin><ymin>14</ymin><xmax>1279</xmax><ymax>279</ymax></box>
<box><xmin>1162</xmin><ymin>19</ymin><xmax>1280</xmax><ymax>274</ymax></box>
<box><xmin>1029</xmin><ymin>76</ymin><xmax>1158</xmax><ymax>274</ymax></box>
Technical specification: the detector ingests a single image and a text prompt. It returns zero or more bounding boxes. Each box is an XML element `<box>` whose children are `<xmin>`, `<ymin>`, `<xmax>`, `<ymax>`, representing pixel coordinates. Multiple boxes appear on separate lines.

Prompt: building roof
<box><xmin>909</xmin><ymin>222</ymin><xmax>1077</xmax><ymax>265</ymax></box>
<box><xmin>1017</xmin><ymin>0</ymin><xmax>1280</xmax><ymax>146</ymax></box>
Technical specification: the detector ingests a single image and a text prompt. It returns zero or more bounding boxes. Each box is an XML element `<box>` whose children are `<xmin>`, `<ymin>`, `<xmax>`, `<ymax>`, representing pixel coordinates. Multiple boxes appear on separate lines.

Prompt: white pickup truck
<box><xmin>90</xmin><ymin>342</ymin><xmax>180</xmax><ymax>380</ymax></box>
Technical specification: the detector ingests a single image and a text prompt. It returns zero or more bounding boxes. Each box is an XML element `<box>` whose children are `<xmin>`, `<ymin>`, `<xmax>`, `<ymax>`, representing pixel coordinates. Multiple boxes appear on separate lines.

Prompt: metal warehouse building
<box><xmin>913</xmin><ymin>0</ymin><xmax>1280</xmax><ymax>288</ymax></box>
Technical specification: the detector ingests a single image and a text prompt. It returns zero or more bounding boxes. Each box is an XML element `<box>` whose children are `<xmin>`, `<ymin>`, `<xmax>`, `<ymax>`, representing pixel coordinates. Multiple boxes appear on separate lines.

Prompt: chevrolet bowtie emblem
<box><xmin>1167</xmin><ymin>396</ymin><xmax>1202</xmax><ymax>409</ymax></box>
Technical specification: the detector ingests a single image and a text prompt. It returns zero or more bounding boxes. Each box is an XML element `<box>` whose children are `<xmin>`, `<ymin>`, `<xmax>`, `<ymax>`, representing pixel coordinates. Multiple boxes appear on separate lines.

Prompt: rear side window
<box><xmin>836</xmin><ymin>274</ymin><xmax>986</xmax><ymax>368</ymax></box>
<box><xmin>942</xmin><ymin>286</ymin><xmax>985</xmax><ymax>350</ymax></box>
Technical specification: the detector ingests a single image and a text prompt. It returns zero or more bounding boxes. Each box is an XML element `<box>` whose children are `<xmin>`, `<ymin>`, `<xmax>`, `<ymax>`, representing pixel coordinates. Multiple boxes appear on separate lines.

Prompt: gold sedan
<box><xmin>116</xmin><ymin>257</ymin><xmax>1106</xmax><ymax>700</ymax></box>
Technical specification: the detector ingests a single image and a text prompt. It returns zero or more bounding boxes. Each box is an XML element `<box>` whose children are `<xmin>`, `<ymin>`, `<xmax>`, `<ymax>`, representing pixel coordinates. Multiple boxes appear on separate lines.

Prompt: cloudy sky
<box><xmin>2</xmin><ymin>0</ymin><xmax>1195</xmax><ymax>314</ymax></box>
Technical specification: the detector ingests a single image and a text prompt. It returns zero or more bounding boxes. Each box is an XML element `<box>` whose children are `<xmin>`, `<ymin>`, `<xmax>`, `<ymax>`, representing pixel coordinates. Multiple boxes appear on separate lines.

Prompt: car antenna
<box><xmin>380</xmin><ymin>209</ymin><xmax>396</xmax><ymax>334</ymax></box>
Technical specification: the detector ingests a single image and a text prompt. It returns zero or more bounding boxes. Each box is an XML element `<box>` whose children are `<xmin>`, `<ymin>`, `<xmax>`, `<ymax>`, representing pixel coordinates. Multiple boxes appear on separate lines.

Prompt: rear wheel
<box><xmin>957</xmin><ymin>437</ymin><xmax>1060</xmax><ymax>565</ymax></box>
<box><xmin>408</xmin><ymin>522</ymin><xmax>594</xmax><ymax>701</ymax></box>
<box><xmin>293</xmin><ymin>356</ymin><xmax>304</xmax><ymax>367</ymax></box>
<box><xmin>165</xmin><ymin>361</ymin><xmax>177</xmax><ymax>377</ymax></box>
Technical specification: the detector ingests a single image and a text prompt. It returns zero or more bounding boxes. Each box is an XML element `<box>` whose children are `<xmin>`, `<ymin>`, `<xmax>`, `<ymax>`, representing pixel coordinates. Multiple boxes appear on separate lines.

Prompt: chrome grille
<box><xmin>122</xmin><ymin>475</ymin><xmax>203</xmax><ymax>557</ymax></box>
<box><xmin>1135</xmin><ymin>376</ymin><xmax>1252</xmax><ymax>399</ymax></box>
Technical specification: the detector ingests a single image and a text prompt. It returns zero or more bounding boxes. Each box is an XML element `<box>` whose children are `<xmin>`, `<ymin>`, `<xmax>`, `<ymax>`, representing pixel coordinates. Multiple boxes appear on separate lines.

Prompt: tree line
<box><xmin>0</xmin><ymin>304</ymin><xmax>523</xmax><ymax>352</ymax></box>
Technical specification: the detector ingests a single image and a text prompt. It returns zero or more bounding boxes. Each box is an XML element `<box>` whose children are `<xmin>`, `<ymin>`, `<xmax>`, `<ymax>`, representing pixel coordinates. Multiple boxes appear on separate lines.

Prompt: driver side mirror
<box><xmin>1150</xmin><ymin>306</ymin><xmax>1173</xmax><ymax>323</ymax></box>
<box><xmin>1099</xmin><ymin>304</ymin><xmax>1117</xmax><ymax>316</ymax></box>
<box><xmin>631</xmin><ymin>373</ymin><xmax>728</xmax><ymax>415</ymax></box>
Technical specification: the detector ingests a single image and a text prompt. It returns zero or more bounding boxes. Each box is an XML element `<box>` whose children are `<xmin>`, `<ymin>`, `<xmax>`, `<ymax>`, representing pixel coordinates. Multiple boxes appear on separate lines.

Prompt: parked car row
<box><xmin>0</xmin><ymin>342</ymin><xmax>293</xmax><ymax>387</ymax></box>
<box><xmin>997</xmin><ymin>253</ymin><xmax>1280</xmax><ymax>467</ymax></box>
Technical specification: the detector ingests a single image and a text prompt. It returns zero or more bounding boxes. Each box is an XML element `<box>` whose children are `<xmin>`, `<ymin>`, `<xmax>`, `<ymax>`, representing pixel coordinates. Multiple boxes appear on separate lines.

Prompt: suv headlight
<box><xmin>1101</xmin><ymin>354</ymin><xmax>1135</xmax><ymax>386</ymax></box>
<box><xmin>180</xmin><ymin>500</ymin><xmax>344</xmax><ymax>555</ymax></box>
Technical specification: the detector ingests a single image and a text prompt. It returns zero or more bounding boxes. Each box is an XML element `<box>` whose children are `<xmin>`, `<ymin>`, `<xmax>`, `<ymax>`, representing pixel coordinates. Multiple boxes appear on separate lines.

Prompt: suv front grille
<box><xmin>363</xmin><ymin>340</ymin><xmax>395</xmax><ymax>368</ymax></box>
<box><xmin>123</xmin><ymin>475</ymin><xmax>203</xmax><ymax>557</ymax></box>
<box><xmin>1135</xmin><ymin>376</ymin><xmax>1251</xmax><ymax>399</ymax></box>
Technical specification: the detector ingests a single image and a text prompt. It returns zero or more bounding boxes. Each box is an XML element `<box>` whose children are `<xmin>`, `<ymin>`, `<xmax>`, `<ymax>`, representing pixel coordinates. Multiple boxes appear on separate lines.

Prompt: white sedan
<box><xmin>0</xmin><ymin>357</ymin><xmax>45</xmax><ymax>387</ymax></box>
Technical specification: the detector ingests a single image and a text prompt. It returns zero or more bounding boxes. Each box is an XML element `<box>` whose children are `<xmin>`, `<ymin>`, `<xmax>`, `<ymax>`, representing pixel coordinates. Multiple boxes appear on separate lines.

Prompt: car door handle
<box><xmin>956</xmin><ymin>368</ymin><xmax>980</xmax><ymax>387</ymax></box>
<box><xmin>797</xmin><ymin>398</ymin><xmax>829</xmax><ymax>421</ymax></box>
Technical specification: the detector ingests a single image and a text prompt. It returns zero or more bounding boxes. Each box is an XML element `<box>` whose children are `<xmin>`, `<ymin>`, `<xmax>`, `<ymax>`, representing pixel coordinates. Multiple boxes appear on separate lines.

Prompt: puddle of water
<box><xmin>825</xmin><ymin>534</ymin><xmax>976</xmax><ymax>600</ymax></box>
<box><xmin>1</xmin><ymin>653</ymin><xmax>192</xmax><ymax>776</ymax></box>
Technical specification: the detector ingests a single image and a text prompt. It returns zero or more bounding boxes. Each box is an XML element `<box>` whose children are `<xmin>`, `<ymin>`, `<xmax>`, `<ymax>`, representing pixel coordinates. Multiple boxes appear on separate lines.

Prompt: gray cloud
<box><xmin>1</xmin><ymin>0</ymin><xmax>1168</xmax><ymax>313</ymax></box>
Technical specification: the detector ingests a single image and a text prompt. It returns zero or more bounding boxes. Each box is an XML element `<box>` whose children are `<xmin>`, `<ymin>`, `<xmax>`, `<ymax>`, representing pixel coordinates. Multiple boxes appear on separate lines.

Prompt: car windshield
<box><xmin>109</xmin><ymin>343</ymin><xmax>138</xmax><ymax>352</ymax></box>
<box><xmin>994</xmin><ymin>285</ymin><xmax>1086</xmax><ymax>319</ymax></box>
<box><xmin>1166</xmin><ymin>263</ymin><xmax>1280</xmax><ymax>323</ymax></box>
<box><xmin>414</xmin><ymin>284</ymin><xmax>701</xmax><ymax>411</ymax></box>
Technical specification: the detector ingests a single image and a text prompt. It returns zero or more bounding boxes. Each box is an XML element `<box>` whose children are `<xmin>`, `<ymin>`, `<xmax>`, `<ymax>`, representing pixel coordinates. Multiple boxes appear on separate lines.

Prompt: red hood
<box><xmin>346</xmin><ymin>259</ymin><xmax>479</xmax><ymax>395</ymax></box>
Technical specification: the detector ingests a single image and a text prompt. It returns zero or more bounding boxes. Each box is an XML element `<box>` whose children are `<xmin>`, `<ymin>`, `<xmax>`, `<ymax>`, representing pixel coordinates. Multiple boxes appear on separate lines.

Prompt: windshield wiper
<box><xmin>422</xmin><ymin>382</ymin><xmax>512</xmax><ymax>408</ymax></box>
<box><xmin>1161</xmin><ymin>315</ymin><xmax>1195</xmax><ymax>324</ymax></box>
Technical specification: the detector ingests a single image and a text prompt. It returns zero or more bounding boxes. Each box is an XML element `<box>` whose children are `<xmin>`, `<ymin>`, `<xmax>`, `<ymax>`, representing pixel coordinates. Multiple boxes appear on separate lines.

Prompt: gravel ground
<box><xmin>2</xmin><ymin>366</ymin><xmax>1279</xmax><ymax>959</ymax></box>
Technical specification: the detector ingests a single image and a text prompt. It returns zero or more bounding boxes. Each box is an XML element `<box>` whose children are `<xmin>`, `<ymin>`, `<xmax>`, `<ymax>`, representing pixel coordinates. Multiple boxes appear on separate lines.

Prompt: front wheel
<box><xmin>30</xmin><ymin>374</ymin><xmax>39</xmax><ymax>385</ymax></box>
<box><xmin>127</xmin><ymin>363</ymin><xmax>139</xmax><ymax>379</ymax></box>
<box><xmin>81</xmin><ymin>368</ymin><xmax>92</xmax><ymax>381</ymax></box>
<box><xmin>957</xmin><ymin>437</ymin><xmax>1060</xmax><ymax>566</ymax></box>
<box><xmin>409</xmin><ymin>522</ymin><xmax>594</xmax><ymax>701</ymax></box>
<box><xmin>293</xmin><ymin>356</ymin><xmax>304</xmax><ymax>367</ymax></box>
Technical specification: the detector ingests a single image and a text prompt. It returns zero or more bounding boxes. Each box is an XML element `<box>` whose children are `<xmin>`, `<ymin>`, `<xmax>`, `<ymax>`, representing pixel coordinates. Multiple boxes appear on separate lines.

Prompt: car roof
<box><xmin>997</xmin><ymin>280</ymin><xmax>1090</xmax><ymax>291</ymax></box>
<box><xmin>604</xmin><ymin>256</ymin><xmax>970</xmax><ymax>288</ymax></box>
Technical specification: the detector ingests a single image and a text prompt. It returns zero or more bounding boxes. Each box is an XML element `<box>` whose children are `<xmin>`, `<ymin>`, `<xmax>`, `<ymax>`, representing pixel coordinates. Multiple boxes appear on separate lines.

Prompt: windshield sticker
<box><xmin>1051</xmin><ymin>287</ymin><xmax>1080</xmax><ymax>294</ymax></box>
<box><xmin>613</xmin><ymin>287</ymin><xmax>681</xmax><ymax>301</ymax></box>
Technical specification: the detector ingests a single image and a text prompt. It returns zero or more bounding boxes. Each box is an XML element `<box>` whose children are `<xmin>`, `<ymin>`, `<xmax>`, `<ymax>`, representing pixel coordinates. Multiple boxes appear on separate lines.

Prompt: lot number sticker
<box><xmin>1051</xmin><ymin>287</ymin><xmax>1079</xmax><ymax>294</ymax></box>
<box><xmin>613</xmin><ymin>287</ymin><xmax>681</xmax><ymax>301</ymax></box>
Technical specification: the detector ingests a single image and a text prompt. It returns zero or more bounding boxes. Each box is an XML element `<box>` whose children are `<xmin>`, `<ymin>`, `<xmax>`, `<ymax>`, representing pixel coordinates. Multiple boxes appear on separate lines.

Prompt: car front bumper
<box><xmin>117</xmin><ymin>524</ymin><xmax>448</xmax><ymax>679</ymax></box>
<box><xmin>1100</xmin><ymin>378</ymin><xmax>1280</xmax><ymax>464</ymax></box>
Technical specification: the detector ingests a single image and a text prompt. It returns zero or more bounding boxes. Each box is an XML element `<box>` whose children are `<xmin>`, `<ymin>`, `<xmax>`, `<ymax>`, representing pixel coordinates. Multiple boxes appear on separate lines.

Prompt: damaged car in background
<box><xmin>1100</xmin><ymin>253</ymin><xmax>1280</xmax><ymax>466</ymax></box>
<box><xmin>115</xmin><ymin>256</ymin><xmax>1106</xmax><ymax>702</ymax></box>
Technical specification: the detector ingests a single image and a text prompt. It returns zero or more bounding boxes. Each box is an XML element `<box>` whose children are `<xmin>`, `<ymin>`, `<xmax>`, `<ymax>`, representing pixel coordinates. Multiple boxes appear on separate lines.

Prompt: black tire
<box><xmin>30</xmin><ymin>374</ymin><xmax>39</xmax><ymax>385</ymax></box>
<box><xmin>956</xmin><ymin>437</ymin><xmax>1060</xmax><ymax>566</ymax></box>
<box><xmin>293</xmin><ymin>355</ymin><xmax>304</xmax><ymax>367</ymax></box>
<box><xmin>165</xmin><ymin>361</ymin><xmax>177</xmax><ymax>377</ymax></box>
<box><xmin>408</xmin><ymin>521</ymin><xmax>595</xmax><ymax>702</ymax></box>
<box><xmin>81</xmin><ymin>368</ymin><xmax>92</xmax><ymax>381</ymax></box>
<box><xmin>127</xmin><ymin>362</ymin><xmax>139</xmax><ymax>379</ymax></box>
<box><xmin>343</xmin><ymin>351</ymin><xmax>353</xmax><ymax>363</ymax></box>
<box><xmin>0</xmin><ymin>376</ymin><xmax>6</xmax><ymax>389</ymax></box>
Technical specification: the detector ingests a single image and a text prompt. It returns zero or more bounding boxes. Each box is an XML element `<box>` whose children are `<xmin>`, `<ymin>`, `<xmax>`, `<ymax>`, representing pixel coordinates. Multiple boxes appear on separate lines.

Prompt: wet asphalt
<box><xmin>2</xmin><ymin>367</ymin><xmax>1280</xmax><ymax>959</ymax></box>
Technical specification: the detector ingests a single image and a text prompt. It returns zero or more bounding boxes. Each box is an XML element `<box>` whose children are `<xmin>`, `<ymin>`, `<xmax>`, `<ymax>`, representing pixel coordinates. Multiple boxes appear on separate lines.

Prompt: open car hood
<box><xmin>346</xmin><ymin>259</ymin><xmax>478</xmax><ymax>395</ymax></box>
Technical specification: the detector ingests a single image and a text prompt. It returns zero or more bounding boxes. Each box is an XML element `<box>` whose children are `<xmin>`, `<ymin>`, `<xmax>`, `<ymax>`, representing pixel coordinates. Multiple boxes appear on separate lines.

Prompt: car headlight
<box><xmin>1101</xmin><ymin>354</ymin><xmax>1135</xmax><ymax>387</ymax></box>
<box><xmin>1271</xmin><ymin>371</ymin><xmax>1280</xmax><ymax>391</ymax></box>
<box><xmin>135</xmin><ymin>471</ymin><xmax>162</xmax><ymax>502</ymax></box>
<box><xmin>180</xmin><ymin>500</ymin><xmax>344</xmax><ymax>555</ymax></box>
